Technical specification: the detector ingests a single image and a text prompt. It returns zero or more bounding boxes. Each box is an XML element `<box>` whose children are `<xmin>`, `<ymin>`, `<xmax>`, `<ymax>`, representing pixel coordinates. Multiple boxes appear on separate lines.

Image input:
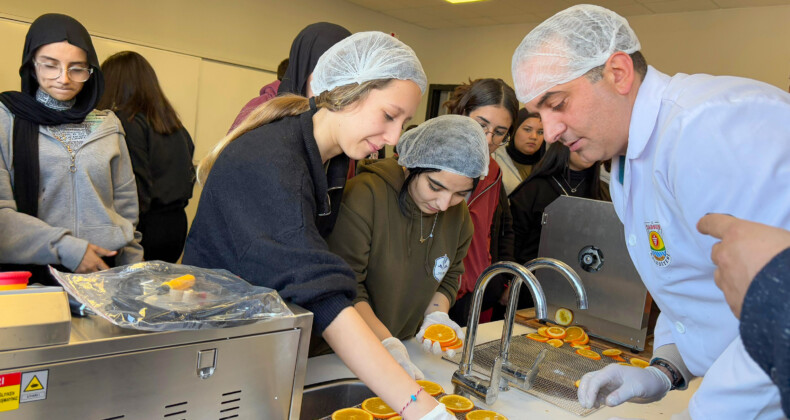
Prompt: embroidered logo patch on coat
<box><xmin>433</xmin><ymin>254</ymin><xmax>450</xmax><ymax>282</ymax></box>
<box><xmin>645</xmin><ymin>222</ymin><xmax>671</xmax><ymax>267</ymax></box>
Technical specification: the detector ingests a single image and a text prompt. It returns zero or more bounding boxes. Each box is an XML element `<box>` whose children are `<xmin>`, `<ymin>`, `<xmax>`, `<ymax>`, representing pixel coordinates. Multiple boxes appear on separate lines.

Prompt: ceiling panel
<box><xmin>342</xmin><ymin>0</ymin><xmax>790</xmax><ymax>29</ymax></box>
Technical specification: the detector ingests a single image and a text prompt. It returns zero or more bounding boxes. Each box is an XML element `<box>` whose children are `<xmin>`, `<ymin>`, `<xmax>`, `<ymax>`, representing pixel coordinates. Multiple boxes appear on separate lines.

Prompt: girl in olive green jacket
<box><xmin>326</xmin><ymin>115</ymin><xmax>490</xmax><ymax>378</ymax></box>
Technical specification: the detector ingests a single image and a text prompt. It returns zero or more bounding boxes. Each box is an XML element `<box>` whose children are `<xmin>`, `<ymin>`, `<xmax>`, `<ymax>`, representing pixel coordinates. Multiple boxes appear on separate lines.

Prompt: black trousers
<box><xmin>139</xmin><ymin>209</ymin><xmax>188</xmax><ymax>263</ymax></box>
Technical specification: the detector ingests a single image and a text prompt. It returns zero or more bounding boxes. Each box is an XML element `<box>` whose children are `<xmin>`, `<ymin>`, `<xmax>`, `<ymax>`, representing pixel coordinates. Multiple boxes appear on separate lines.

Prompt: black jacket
<box><xmin>741</xmin><ymin>247</ymin><xmax>790</xmax><ymax>417</ymax></box>
<box><xmin>116</xmin><ymin>111</ymin><xmax>195</xmax><ymax>215</ymax></box>
<box><xmin>182</xmin><ymin>106</ymin><xmax>356</xmax><ymax>333</ymax></box>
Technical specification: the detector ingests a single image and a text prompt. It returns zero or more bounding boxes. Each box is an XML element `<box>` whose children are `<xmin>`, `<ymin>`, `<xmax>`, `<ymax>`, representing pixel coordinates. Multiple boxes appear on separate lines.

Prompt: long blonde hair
<box><xmin>197</xmin><ymin>79</ymin><xmax>393</xmax><ymax>185</ymax></box>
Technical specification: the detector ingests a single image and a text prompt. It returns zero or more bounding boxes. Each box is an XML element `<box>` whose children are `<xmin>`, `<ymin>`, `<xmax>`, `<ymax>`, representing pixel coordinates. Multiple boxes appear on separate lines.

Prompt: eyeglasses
<box><xmin>33</xmin><ymin>60</ymin><xmax>93</xmax><ymax>83</ymax></box>
<box><xmin>475</xmin><ymin>118</ymin><xmax>510</xmax><ymax>147</ymax></box>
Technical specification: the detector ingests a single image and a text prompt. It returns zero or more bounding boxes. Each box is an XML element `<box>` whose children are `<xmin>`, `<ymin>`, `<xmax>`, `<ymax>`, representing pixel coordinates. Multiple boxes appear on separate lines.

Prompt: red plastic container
<box><xmin>0</xmin><ymin>271</ymin><xmax>32</xmax><ymax>291</ymax></box>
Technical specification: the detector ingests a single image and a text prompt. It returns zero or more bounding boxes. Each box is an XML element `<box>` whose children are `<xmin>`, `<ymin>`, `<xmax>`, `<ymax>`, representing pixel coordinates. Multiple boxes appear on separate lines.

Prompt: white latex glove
<box><xmin>419</xmin><ymin>403</ymin><xmax>455</xmax><ymax>420</ymax></box>
<box><xmin>382</xmin><ymin>337</ymin><xmax>425</xmax><ymax>380</ymax></box>
<box><xmin>415</xmin><ymin>311</ymin><xmax>464</xmax><ymax>357</ymax></box>
<box><xmin>578</xmin><ymin>364</ymin><xmax>671</xmax><ymax>409</ymax></box>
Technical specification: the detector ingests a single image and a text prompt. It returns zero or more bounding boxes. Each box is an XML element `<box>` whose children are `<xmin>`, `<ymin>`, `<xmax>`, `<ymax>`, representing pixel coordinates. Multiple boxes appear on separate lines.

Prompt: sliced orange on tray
<box><xmin>526</xmin><ymin>333</ymin><xmax>549</xmax><ymax>342</ymax></box>
<box><xmin>554</xmin><ymin>307</ymin><xmax>574</xmax><ymax>326</ymax></box>
<box><xmin>332</xmin><ymin>407</ymin><xmax>374</xmax><ymax>420</ymax></box>
<box><xmin>630</xmin><ymin>358</ymin><xmax>649</xmax><ymax>368</ymax></box>
<box><xmin>574</xmin><ymin>379</ymin><xmax>581</xmax><ymax>388</ymax></box>
<box><xmin>423</xmin><ymin>324</ymin><xmax>457</xmax><ymax>346</ymax></box>
<box><xmin>440</xmin><ymin>394</ymin><xmax>474</xmax><ymax>413</ymax></box>
<box><xmin>360</xmin><ymin>397</ymin><xmax>396</xmax><ymax>418</ymax></box>
<box><xmin>602</xmin><ymin>348</ymin><xmax>622</xmax><ymax>357</ymax></box>
<box><xmin>575</xmin><ymin>348</ymin><xmax>601</xmax><ymax>360</ymax></box>
<box><xmin>465</xmin><ymin>409</ymin><xmax>508</xmax><ymax>420</ymax></box>
<box><xmin>416</xmin><ymin>380</ymin><xmax>444</xmax><ymax>397</ymax></box>
<box><xmin>563</xmin><ymin>326</ymin><xmax>586</xmax><ymax>343</ymax></box>
<box><xmin>546</xmin><ymin>338</ymin><xmax>564</xmax><ymax>348</ymax></box>
<box><xmin>537</xmin><ymin>326</ymin><xmax>549</xmax><ymax>337</ymax></box>
<box><xmin>545</xmin><ymin>326</ymin><xmax>567</xmax><ymax>339</ymax></box>
<box><xmin>570</xmin><ymin>331</ymin><xmax>589</xmax><ymax>345</ymax></box>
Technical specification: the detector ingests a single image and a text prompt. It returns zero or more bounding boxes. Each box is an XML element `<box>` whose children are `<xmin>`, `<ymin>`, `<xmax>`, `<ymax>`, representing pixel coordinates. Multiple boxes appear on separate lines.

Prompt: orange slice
<box><xmin>554</xmin><ymin>308</ymin><xmax>574</xmax><ymax>326</ymax></box>
<box><xmin>527</xmin><ymin>333</ymin><xmax>549</xmax><ymax>342</ymax></box>
<box><xmin>391</xmin><ymin>417</ymin><xmax>402</xmax><ymax>420</ymax></box>
<box><xmin>361</xmin><ymin>397</ymin><xmax>396</xmax><ymax>419</ymax></box>
<box><xmin>618</xmin><ymin>362</ymin><xmax>631</xmax><ymax>366</ymax></box>
<box><xmin>611</xmin><ymin>355</ymin><xmax>626</xmax><ymax>362</ymax></box>
<box><xmin>442</xmin><ymin>338</ymin><xmax>463</xmax><ymax>350</ymax></box>
<box><xmin>332</xmin><ymin>407</ymin><xmax>374</xmax><ymax>420</ymax></box>
<box><xmin>602</xmin><ymin>348</ymin><xmax>622</xmax><ymax>357</ymax></box>
<box><xmin>545</xmin><ymin>327</ymin><xmax>566</xmax><ymax>339</ymax></box>
<box><xmin>537</xmin><ymin>326</ymin><xmax>550</xmax><ymax>337</ymax></box>
<box><xmin>546</xmin><ymin>339</ymin><xmax>564</xmax><ymax>348</ymax></box>
<box><xmin>423</xmin><ymin>324</ymin><xmax>457</xmax><ymax>346</ymax></box>
<box><xmin>563</xmin><ymin>326</ymin><xmax>586</xmax><ymax>343</ymax></box>
<box><xmin>630</xmin><ymin>358</ymin><xmax>649</xmax><ymax>368</ymax></box>
<box><xmin>571</xmin><ymin>344</ymin><xmax>591</xmax><ymax>350</ymax></box>
<box><xmin>416</xmin><ymin>380</ymin><xmax>444</xmax><ymax>397</ymax></box>
<box><xmin>574</xmin><ymin>379</ymin><xmax>581</xmax><ymax>388</ymax></box>
<box><xmin>575</xmin><ymin>348</ymin><xmax>601</xmax><ymax>360</ymax></box>
<box><xmin>570</xmin><ymin>332</ymin><xmax>589</xmax><ymax>345</ymax></box>
<box><xmin>440</xmin><ymin>394</ymin><xmax>474</xmax><ymax>413</ymax></box>
<box><xmin>466</xmin><ymin>409</ymin><xmax>508</xmax><ymax>420</ymax></box>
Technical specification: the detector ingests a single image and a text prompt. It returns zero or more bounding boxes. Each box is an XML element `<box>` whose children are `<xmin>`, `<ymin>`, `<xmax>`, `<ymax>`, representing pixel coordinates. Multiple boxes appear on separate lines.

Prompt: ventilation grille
<box><xmin>163</xmin><ymin>400</ymin><xmax>187</xmax><ymax>419</ymax></box>
<box><xmin>219</xmin><ymin>390</ymin><xmax>241</xmax><ymax>419</ymax></box>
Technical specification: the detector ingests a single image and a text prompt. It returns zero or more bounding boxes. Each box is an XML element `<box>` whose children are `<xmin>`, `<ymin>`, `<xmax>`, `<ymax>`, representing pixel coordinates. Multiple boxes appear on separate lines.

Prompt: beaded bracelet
<box><xmin>398</xmin><ymin>386</ymin><xmax>424</xmax><ymax>416</ymax></box>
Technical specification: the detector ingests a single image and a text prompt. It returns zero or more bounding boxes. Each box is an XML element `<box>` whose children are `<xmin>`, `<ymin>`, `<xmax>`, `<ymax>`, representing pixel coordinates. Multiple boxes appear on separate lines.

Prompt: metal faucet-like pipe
<box><xmin>524</xmin><ymin>258</ymin><xmax>588</xmax><ymax>310</ymax></box>
<box><xmin>457</xmin><ymin>261</ymin><xmax>547</xmax><ymax>377</ymax></box>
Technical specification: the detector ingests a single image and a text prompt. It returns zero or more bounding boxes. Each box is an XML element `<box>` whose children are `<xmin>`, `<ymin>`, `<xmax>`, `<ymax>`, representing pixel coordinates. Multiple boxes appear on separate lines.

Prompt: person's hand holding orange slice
<box><xmin>416</xmin><ymin>311</ymin><xmax>465</xmax><ymax>357</ymax></box>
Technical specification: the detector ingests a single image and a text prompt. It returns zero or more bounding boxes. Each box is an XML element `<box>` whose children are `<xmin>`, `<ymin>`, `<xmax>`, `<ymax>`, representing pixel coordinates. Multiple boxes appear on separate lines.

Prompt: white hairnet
<box><xmin>397</xmin><ymin>115</ymin><xmax>489</xmax><ymax>178</ymax></box>
<box><xmin>511</xmin><ymin>4</ymin><xmax>641</xmax><ymax>104</ymax></box>
<box><xmin>310</xmin><ymin>31</ymin><xmax>427</xmax><ymax>95</ymax></box>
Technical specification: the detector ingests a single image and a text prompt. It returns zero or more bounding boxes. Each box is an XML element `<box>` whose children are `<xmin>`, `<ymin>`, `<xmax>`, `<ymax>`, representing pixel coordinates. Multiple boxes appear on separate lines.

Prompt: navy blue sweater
<box><xmin>182</xmin><ymin>106</ymin><xmax>356</xmax><ymax>333</ymax></box>
<box><xmin>741</xmin><ymin>247</ymin><xmax>790</xmax><ymax>417</ymax></box>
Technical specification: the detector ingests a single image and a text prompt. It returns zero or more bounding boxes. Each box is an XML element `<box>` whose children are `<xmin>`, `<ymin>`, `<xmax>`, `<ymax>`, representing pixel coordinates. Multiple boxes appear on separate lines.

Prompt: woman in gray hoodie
<box><xmin>0</xmin><ymin>14</ymin><xmax>143</xmax><ymax>284</ymax></box>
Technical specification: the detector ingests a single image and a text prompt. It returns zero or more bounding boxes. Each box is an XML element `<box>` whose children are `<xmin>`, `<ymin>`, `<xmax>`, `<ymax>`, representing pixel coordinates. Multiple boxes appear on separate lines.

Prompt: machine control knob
<box><xmin>578</xmin><ymin>246</ymin><xmax>604</xmax><ymax>273</ymax></box>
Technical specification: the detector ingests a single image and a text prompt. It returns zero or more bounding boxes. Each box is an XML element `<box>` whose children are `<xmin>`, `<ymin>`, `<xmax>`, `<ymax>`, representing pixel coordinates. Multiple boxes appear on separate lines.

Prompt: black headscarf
<box><xmin>506</xmin><ymin>108</ymin><xmax>545</xmax><ymax>165</ymax></box>
<box><xmin>277</xmin><ymin>22</ymin><xmax>351</xmax><ymax>97</ymax></box>
<box><xmin>0</xmin><ymin>13</ymin><xmax>103</xmax><ymax>217</ymax></box>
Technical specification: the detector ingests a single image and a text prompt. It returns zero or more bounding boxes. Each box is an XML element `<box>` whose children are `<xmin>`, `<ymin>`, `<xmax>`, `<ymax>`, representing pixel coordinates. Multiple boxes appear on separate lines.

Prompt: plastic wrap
<box><xmin>50</xmin><ymin>261</ymin><xmax>293</xmax><ymax>331</ymax></box>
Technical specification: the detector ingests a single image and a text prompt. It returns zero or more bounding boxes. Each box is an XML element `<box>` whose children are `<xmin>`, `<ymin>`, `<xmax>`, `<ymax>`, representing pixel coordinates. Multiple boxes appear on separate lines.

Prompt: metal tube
<box><xmin>524</xmin><ymin>257</ymin><xmax>588</xmax><ymax>309</ymax></box>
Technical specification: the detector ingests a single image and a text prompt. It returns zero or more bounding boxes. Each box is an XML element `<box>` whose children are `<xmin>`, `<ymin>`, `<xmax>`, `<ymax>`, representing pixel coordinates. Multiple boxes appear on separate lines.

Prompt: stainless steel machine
<box><xmin>0</xmin><ymin>303</ymin><xmax>312</xmax><ymax>419</ymax></box>
<box><xmin>536</xmin><ymin>195</ymin><xmax>655</xmax><ymax>351</ymax></box>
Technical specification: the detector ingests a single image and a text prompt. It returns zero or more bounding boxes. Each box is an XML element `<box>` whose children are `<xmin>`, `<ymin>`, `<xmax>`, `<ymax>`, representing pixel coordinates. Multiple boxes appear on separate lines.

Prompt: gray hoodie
<box><xmin>0</xmin><ymin>103</ymin><xmax>143</xmax><ymax>271</ymax></box>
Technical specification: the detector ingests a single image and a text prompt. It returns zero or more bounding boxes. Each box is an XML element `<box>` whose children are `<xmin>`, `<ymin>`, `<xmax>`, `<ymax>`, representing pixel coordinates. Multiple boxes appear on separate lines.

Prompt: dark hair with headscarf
<box><xmin>506</xmin><ymin>108</ymin><xmax>545</xmax><ymax>165</ymax></box>
<box><xmin>277</xmin><ymin>22</ymin><xmax>351</xmax><ymax>97</ymax></box>
<box><xmin>0</xmin><ymin>13</ymin><xmax>103</xmax><ymax>217</ymax></box>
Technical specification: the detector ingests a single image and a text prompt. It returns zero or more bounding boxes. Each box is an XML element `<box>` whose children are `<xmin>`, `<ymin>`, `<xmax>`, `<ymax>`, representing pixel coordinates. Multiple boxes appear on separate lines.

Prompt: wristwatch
<box><xmin>651</xmin><ymin>358</ymin><xmax>685</xmax><ymax>390</ymax></box>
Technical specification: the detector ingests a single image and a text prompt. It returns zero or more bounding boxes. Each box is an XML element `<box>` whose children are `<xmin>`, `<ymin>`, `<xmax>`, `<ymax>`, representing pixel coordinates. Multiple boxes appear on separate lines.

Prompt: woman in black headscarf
<box><xmin>0</xmin><ymin>14</ymin><xmax>143</xmax><ymax>283</ymax></box>
<box><xmin>228</xmin><ymin>22</ymin><xmax>351</xmax><ymax>131</ymax></box>
<box><xmin>493</xmin><ymin>108</ymin><xmax>546</xmax><ymax>196</ymax></box>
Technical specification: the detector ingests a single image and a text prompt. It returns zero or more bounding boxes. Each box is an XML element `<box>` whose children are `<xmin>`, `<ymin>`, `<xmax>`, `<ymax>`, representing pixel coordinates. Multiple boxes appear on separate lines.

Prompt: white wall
<box><xmin>2</xmin><ymin>2</ymin><xmax>789</xmax><ymax>231</ymax></box>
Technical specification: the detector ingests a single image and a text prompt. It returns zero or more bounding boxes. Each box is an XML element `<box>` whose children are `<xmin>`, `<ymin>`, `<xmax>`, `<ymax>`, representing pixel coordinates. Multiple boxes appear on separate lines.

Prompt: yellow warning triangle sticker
<box><xmin>24</xmin><ymin>376</ymin><xmax>43</xmax><ymax>392</ymax></box>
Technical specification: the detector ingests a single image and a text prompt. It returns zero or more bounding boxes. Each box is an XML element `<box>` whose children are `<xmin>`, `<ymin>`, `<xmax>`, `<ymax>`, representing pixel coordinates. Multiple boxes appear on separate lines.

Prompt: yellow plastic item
<box><xmin>162</xmin><ymin>274</ymin><xmax>195</xmax><ymax>291</ymax></box>
<box><xmin>332</xmin><ymin>407</ymin><xmax>374</xmax><ymax>420</ymax></box>
<box><xmin>0</xmin><ymin>284</ymin><xmax>27</xmax><ymax>291</ymax></box>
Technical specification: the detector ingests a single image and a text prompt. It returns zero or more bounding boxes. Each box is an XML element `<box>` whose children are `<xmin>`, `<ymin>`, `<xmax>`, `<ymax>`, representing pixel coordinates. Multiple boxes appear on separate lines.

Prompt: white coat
<box><xmin>610</xmin><ymin>66</ymin><xmax>790</xmax><ymax>419</ymax></box>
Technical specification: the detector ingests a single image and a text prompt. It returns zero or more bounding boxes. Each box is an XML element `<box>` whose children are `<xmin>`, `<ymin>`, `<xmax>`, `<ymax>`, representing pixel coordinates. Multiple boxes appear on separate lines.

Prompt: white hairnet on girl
<box><xmin>397</xmin><ymin>115</ymin><xmax>489</xmax><ymax>178</ymax></box>
<box><xmin>511</xmin><ymin>4</ymin><xmax>641</xmax><ymax>104</ymax></box>
<box><xmin>310</xmin><ymin>31</ymin><xmax>428</xmax><ymax>95</ymax></box>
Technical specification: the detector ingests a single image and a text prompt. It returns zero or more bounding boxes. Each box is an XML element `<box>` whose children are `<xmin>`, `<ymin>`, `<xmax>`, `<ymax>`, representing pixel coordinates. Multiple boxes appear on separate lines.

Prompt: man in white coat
<box><xmin>511</xmin><ymin>4</ymin><xmax>790</xmax><ymax>419</ymax></box>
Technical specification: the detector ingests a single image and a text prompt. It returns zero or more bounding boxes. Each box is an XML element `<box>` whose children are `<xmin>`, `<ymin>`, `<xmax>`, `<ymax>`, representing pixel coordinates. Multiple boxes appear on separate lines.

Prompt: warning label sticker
<box><xmin>0</xmin><ymin>372</ymin><xmax>21</xmax><ymax>412</ymax></box>
<box><xmin>21</xmin><ymin>370</ymin><xmax>48</xmax><ymax>403</ymax></box>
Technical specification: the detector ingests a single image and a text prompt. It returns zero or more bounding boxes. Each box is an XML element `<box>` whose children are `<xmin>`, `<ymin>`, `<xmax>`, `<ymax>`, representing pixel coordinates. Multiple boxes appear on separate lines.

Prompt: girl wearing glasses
<box><xmin>0</xmin><ymin>14</ymin><xmax>143</xmax><ymax>281</ymax></box>
<box><xmin>443</xmin><ymin>78</ymin><xmax>518</xmax><ymax>327</ymax></box>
